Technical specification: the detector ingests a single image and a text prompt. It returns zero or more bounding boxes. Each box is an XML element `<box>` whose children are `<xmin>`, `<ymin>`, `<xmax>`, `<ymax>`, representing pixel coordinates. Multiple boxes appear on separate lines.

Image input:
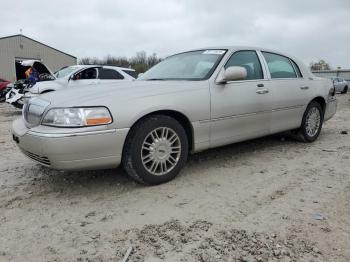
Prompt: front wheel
<box><xmin>122</xmin><ymin>115</ymin><xmax>188</xmax><ymax>185</ymax></box>
<box><xmin>296</xmin><ymin>101</ymin><xmax>323</xmax><ymax>142</ymax></box>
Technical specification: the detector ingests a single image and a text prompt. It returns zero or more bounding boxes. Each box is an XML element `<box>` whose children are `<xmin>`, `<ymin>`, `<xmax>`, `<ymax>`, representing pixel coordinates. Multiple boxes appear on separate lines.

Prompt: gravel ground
<box><xmin>0</xmin><ymin>94</ymin><xmax>349</xmax><ymax>262</ymax></box>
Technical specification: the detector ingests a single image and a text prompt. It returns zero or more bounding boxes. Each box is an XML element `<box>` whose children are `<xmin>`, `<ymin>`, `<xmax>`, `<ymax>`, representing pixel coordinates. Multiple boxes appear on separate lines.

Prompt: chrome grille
<box><xmin>21</xmin><ymin>149</ymin><xmax>51</xmax><ymax>166</ymax></box>
<box><xmin>23</xmin><ymin>98</ymin><xmax>50</xmax><ymax>128</ymax></box>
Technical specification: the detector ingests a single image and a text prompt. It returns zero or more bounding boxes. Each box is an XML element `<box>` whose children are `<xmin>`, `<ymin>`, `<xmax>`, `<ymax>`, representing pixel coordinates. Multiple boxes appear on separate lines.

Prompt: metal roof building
<box><xmin>0</xmin><ymin>34</ymin><xmax>76</xmax><ymax>81</ymax></box>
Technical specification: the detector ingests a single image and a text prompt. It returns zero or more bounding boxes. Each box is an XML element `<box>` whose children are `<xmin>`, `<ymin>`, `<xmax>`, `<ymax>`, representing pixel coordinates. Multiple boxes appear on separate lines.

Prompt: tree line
<box><xmin>79</xmin><ymin>52</ymin><xmax>336</xmax><ymax>73</ymax></box>
<box><xmin>78</xmin><ymin>51</ymin><xmax>162</xmax><ymax>74</ymax></box>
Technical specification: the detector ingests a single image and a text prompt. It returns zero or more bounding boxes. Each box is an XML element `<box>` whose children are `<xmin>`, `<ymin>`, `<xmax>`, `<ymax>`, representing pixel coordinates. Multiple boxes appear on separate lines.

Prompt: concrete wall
<box><xmin>0</xmin><ymin>35</ymin><xmax>76</xmax><ymax>81</ymax></box>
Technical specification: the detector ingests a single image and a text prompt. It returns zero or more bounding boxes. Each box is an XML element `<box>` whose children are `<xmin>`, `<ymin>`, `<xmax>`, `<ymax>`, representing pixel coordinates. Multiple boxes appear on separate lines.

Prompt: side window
<box><xmin>122</xmin><ymin>70</ymin><xmax>137</xmax><ymax>78</ymax></box>
<box><xmin>262</xmin><ymin>52</ymin><xmax>297</xmax><ymax>79</ymax></box>
<box><xmin>99</xmin><ymin>68</ymin><xmax>124</xmax><ymax>80</ymax></box>
<box><xmin>76</xmin><ymin>68</ymin><xmax>97</xmax><ymax>80</ymax></box>
<box><xmin>225</xmin><ymin>51</ymin><xmax>263</xmax><ymax>80</ymax></box>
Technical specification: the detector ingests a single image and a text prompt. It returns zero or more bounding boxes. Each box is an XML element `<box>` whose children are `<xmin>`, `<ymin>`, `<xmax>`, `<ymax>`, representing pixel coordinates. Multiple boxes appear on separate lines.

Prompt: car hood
<box><xmin>39</xmin><ymin>80</ymin><xmax>205</xmax><ymax>107</ymax></box>
<box><xmin>21</xmin><ymin>60</ymin><xmax>55</xmax><ymax>79</ymax></box>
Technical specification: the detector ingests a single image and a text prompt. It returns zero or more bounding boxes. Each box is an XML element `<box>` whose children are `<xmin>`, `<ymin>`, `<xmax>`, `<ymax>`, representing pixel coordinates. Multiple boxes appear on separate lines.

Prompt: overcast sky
<box><xmin>1</xmin><ymin>0</ymin><xmax>350</xmax><ymax>68</ymax></box>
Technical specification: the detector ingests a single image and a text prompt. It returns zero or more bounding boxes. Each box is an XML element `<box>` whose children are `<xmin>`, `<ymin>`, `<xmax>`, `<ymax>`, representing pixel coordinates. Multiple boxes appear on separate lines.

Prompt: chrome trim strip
<box><xmin>26</xmin><ymin>128</ymin><xmax>119</xmax><ymax>138</ymax></box>
<box><xmin>199</xmin><ymin>105</ymin><xmax>303</xmax><ymax>123</ymax></box>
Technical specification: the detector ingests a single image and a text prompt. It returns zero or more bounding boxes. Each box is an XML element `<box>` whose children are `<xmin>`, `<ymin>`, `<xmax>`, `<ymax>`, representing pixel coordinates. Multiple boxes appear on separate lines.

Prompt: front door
<box><xmin>68</xmin><ymin>67</ymin><xmax>100</xmax><ymax>88</ymax></box>
<box><xmin>210</xmin><ymin>50</ymin><xmax>273</xmax><ymax>148</ymax></box>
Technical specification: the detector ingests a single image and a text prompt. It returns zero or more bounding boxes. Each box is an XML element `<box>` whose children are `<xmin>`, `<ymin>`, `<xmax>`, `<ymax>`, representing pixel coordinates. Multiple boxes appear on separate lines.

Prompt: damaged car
<box><xmin>6</xmin><ymin>62</ymin><xmax>136</xmax><ymax>108</ymax></box>
<box><xmin>6</xmin><ymin>60</ymin><xmax>55</xmax><ymax>108</ymax></box>
<box><xmin>12</xmin><ymin>46</ymin><xmax>337</xmax><ymax>185</ymax></box>
<box><xmin>0</xmin><ymin>78</ymin><xmax>12</xmax><ymax>102</ymax></box>
<box><xmin>24</xmin><ymin>65</ymin><xmax>136</xmax><ymax>99</ymax></box>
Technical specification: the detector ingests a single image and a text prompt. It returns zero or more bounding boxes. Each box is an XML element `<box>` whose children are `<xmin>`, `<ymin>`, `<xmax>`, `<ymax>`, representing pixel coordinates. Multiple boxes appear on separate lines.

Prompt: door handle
<box><xmin>300</xmin><ymin>86</ymin><xmax>309</xmax><ymax>90</ymax></box>
<box><xmin>257</xmin><ymin>83</ymin><xmax>264</xmax><ymax>88</ymax></box>
<box><xmin>256</xmin><ymin>89</ymin><xmax>269</xmax><ymax>94</ymax></box>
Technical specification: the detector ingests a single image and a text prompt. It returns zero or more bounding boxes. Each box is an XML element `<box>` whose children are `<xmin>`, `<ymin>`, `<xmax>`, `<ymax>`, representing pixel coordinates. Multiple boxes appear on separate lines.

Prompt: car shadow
<box><xmin>23</xmin><ymin>133</ymin><xmax>300</xmax><ymax>199</ymax></box>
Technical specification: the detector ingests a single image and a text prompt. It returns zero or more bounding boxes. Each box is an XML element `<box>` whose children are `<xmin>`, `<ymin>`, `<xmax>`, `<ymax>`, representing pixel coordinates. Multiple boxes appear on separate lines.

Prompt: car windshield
<box><xmin>139</xmin><ymin>50</ymin><xmax>226</xmax><ymax>81</ymax></box>
<box><xmin>55</xmin><ymin>66</ymin><xmax>80</xmax><ymax>78</ymax></box>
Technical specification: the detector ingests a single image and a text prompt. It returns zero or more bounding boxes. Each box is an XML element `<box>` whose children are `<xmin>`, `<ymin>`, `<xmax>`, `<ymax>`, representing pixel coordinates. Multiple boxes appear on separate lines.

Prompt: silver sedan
<box><xmin>12</xmin><ymin>46</ymin><xmax>337</xmax><ymax>185</ymax></box>
<box><xmin>332</xmin><ymin>77</ymin><xmax>348</xmax><ymax>94</ymax></box>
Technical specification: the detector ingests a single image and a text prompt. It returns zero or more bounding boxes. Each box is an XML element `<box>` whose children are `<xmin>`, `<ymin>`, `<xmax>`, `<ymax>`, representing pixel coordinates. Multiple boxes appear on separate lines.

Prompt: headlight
<box><xmin>42</xmin><ymin>107</ymin><xmax>112</xmax><ymax>127</ymax></box>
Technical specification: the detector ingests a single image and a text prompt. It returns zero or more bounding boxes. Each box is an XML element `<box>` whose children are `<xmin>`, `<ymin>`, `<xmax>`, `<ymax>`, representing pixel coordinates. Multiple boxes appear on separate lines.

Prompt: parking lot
<box><xmin>0</xmin><ymin>94</ymin><xmax>349</xmax><ymax>261</ymax></box>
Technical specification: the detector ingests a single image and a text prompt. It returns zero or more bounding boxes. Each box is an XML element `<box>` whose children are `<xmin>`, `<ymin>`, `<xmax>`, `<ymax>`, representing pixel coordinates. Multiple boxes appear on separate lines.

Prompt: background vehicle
<box><xmin>331</xmin><ymin>77</ymin><xmax>348</xmax><ymax>94</ymax></box>
<box><xmin>0</xmin><ymin>78</ymin><xmax>11</xmax><ymax>90</ymax></box>
<box><xmin>12</xmin><ymin>47</ymin><xmax>337</xmax><ymax>185</ymax></box>
<box><xmin>0</xmin><ymin>78</ymin><xmax>11</xmax><ymax>102</ymax></box>
<box><xmin>7</xmin><ymin>64</ymin><xmax>136</xmax><ymax>108</ymax></box>
<box><xmin>27</xmin><ymin>65</ymin><xmax>135</xmax><ymax>95</ymax></box>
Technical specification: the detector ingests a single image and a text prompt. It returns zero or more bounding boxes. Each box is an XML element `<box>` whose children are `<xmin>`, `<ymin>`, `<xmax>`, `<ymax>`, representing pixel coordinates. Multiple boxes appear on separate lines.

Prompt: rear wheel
<box><xmin>122</xmin><ymin>115</ymin><xmax>188</xmax><ymax>185</ymax></box>
<box><xmin>296</xmin><ymin>101</ymin><xmax>323</xmax><ymax>142</ymax></box>
<box><xmin>341</xmin><ymin>86</ymin><xmax>348</xmax><ymax>94</ymax></box>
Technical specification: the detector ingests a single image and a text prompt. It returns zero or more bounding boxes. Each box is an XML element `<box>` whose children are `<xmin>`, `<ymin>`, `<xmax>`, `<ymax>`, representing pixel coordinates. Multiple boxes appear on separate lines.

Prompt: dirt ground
<box><xmin>0</xmin><ymin>94</ymin><xmax>349</xmax><ymax>262</ymax></box>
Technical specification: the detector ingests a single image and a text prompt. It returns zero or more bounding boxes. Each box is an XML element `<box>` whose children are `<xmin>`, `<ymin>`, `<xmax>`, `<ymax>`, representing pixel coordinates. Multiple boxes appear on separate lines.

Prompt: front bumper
<box><xmin>12</xmin><ymin>118</ymin><xmax>129</xmax><ymax>170</ymax></box>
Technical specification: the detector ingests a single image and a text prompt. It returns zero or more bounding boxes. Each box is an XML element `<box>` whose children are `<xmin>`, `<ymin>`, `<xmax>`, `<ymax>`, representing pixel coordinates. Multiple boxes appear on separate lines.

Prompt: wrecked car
<box><xmin>6</xmin><ymin>62</ymin><xmax>136</xmax><ymax>108</ymax></box>
<box><xmin>24</xmin><ymin>65</ymin><xmax>136</xmax><ymax>98</ymax></box>
<box><xmin>6</xmin><ymin>60</ymin><xmax>55</xmax><ymax>108</ymax></box>
<box><xmin>12</xmin><ymin>46</ymin><xmax>337</xmax><ymax>185</ymax></box>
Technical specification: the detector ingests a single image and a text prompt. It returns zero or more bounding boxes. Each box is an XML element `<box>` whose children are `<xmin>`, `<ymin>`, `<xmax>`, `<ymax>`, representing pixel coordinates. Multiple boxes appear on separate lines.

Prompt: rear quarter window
<box><xmin>122</xmin><ymin>70</ymin><xmax>137</xmax><ymax>78</ymax></box>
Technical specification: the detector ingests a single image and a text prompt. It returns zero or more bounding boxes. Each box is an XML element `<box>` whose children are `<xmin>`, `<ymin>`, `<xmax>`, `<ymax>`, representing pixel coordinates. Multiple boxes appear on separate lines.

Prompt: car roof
<box><xmin>177</xmin><ymin>46</ymin><xmax>301</xmax><ymax>62</ymax></box>
<box><xmin>73</xmin><ymin>65</ymin><xmax>135</xmax><ymax>71</ymax></box>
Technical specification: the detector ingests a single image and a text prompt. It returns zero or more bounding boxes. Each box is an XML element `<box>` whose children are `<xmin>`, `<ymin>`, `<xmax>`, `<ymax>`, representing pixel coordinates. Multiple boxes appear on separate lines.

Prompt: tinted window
<box><xmin>122</xmin><ymin>70</ymin><xmax>137</xmax><ymax>78</ymax></box>
<box><xmin>99</xmin><ymin>68</ymin><xmax>124</xmax><ymax>79</ymax></box>
<box><xmin>262</xmin><ymin>52</ymin><xmax>297</xmax><ymax>79</ymax></box>
<box><xmin>76</xmin><ymin>68</ymin><xmax>97</xmax><ymax>80</ymax></box>
<box><xmin>225</xmin><ymin>51</ymin><xmax>263</xmax><ymax>80</ymax></box>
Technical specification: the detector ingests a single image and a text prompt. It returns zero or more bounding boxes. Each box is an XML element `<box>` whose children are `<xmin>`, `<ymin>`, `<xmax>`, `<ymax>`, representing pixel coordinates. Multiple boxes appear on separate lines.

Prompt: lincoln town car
<box><xmin>12</xmin><ymin>47</ymin><xmax>337</xmax><ymax>185</ymax></box>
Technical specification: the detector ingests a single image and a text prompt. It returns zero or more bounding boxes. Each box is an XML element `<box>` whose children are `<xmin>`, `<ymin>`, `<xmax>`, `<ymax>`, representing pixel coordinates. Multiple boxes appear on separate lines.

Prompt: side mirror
<box><xmin>216</xmin><ymin>66</ymin><xmax>247</xmax><ymax>83</ymax></box>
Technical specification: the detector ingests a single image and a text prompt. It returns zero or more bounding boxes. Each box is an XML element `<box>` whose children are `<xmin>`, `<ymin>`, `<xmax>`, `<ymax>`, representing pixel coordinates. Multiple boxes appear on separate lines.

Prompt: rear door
<box><xmin>98</xmin><ymin>67</ymin><xmax>126</xmax><ymax>83</ymax></box>
<box><xmin>260</xmin><ymin>52</ymin><xmax>312</xmax><ymax>133</ymax></box>
<box><xmin>210</xmin><ymin>50</ymin><xmax>273</xmax><ymax>147</ymax></box>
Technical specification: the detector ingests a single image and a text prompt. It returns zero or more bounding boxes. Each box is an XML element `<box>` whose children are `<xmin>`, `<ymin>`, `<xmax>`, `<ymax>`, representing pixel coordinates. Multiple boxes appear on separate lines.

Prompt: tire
<box><xmin>122</xmin><ymin>115</ymin><xmax>189</xmax><ymax>185</ymax></box>
<box><xmin>341</xmin><ymin>86</ymin><xmax>348</xmax><ymax>94</ymax></box>
<box><xmin>296</xmin><ymin>101</ymin><xmax>323</xmax><ymax>143</ymax></box>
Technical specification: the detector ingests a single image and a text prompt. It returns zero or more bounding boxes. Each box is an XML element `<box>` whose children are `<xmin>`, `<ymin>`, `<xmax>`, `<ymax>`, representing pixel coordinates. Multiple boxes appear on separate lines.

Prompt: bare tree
<box><xmin>78</xmin><ymin>51</ymin><xmax>162</xmax><ymax>74</ymax></box>
<box><xmin>310</xmin><ymin>60</ymin><xmax>331</xmax><ymax>71</ymax></box>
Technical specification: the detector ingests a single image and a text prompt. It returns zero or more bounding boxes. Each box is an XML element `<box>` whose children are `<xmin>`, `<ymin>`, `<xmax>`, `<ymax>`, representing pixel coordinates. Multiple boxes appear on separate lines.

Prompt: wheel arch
<box><xmin>125</xmin><ymin>109</ymin><xmax>194</xmax><ymax>152</ymax></box>
<box><xmin>309</xmin><ymin>96</ymin><xmax>326</xmax><ymax>116</ymax></box>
